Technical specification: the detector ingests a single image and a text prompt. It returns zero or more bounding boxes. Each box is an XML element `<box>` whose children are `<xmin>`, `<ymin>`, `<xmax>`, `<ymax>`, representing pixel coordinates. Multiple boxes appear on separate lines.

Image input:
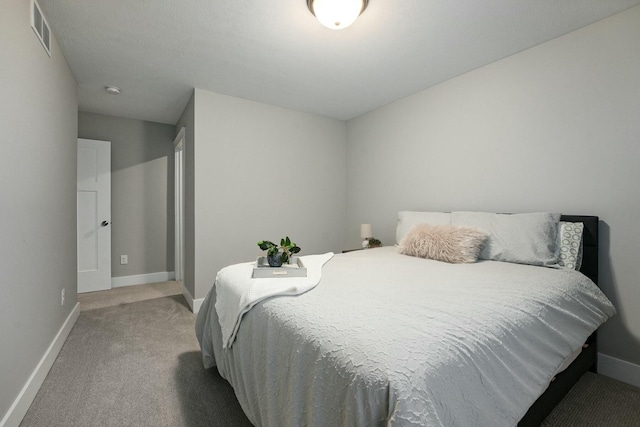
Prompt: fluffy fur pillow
<box><xmin>398</xmin><ymin>224</ymin><xmax>489</xmax><ymax>264</ymax></box>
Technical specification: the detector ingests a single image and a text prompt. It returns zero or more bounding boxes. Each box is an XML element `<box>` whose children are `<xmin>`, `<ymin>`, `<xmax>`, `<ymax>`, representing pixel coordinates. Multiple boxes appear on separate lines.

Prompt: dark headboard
<box><xmin>560</xmin><ymin>215</ymin><xmax>599</xmax><ymax>286</ymax></box>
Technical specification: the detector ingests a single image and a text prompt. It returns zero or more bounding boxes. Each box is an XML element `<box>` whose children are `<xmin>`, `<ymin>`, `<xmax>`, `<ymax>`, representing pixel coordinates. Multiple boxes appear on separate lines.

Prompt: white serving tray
<box><xmin>252</xmin><ymin>257</ymin><xmax>307</xmax><ymax>278</ymax></box>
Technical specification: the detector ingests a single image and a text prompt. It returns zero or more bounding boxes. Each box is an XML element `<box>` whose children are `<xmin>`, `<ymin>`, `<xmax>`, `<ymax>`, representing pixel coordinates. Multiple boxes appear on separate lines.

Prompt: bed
<box><xmin>196</xmin><ymin>213</ymin><xmax>615</xmax><ymax>426</ymax></box>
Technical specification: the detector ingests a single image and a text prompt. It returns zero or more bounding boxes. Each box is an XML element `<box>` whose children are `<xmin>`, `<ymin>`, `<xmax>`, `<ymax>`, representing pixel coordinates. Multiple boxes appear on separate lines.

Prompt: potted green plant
<box><xmin>367</xmin><ymin>237</ymin><xmax>382</xmax><ymax>248</ymax></box>
<box><xmin>257</xmin><ymin>236</ymin><xmax>301</xmax><ymax>267</ymax></box>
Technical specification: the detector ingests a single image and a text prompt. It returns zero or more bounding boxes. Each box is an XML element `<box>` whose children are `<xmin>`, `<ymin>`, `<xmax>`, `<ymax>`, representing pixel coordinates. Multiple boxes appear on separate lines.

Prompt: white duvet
<box><xmin>215</xmin><ymin>252</ymin><xmax>334</xmax><ymax>348</ymax></box>
<box><xmin>196</xmin><ymin>247</ymin><xmax>615</xmax><ymax>427</ymax></box>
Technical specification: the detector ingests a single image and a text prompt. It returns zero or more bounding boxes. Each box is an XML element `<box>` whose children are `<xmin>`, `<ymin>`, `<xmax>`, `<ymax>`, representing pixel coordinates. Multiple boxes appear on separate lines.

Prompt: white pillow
<box><xmin>451</xmin><ymin>212</ymin><xmax>561</xmax><ymax>266</ymax></box>
<box><xmin>557</xmin><ymin>221</ymin><xmax>584</xmax><ymax>270</ymax></box>
<box><xmin>396</xmin><ymin>211</ymin><xmax>451</xmax><ymax>244</ymax></box>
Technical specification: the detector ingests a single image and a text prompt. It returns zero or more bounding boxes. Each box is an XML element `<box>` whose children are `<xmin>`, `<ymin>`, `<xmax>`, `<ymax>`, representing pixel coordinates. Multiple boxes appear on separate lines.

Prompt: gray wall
<box><xmin>346</xmin><ymin>7</ymin><xmax>640</xmax><ymax>365</ymax></box>
<box><xmin>78</xmin><ymin>112</ymin><xmax>175</xmax><ymax>278</ymax></box>
<box><xmin>189</xmin><ymin>89</ymin><xmax>347</xmax><ymax>300</ymax></box>
<box><xmin>0</xmin><ymin>0</ymin><xmax>78</xmax><ymax>420</ymax></box>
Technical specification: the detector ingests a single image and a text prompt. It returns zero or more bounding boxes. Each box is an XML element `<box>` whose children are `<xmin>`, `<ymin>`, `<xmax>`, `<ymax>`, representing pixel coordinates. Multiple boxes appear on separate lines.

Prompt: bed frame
<box><xmin>518</xmin><ymin>215</ymin><xmax>599</xmax><ymax>426</ymax></box>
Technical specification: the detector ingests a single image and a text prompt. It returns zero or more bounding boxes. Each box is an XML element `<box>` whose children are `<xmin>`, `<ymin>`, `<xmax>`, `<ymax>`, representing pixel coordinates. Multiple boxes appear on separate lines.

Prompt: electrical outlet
<box><xmin>61</xmin><ymin>288</ymin><xmax>65</xmax><ymax>306</ymax></box>
<box><xmin>120</xmin><ymin>255</ymin><xmax>128</xmax><ymax>265</ymax></box>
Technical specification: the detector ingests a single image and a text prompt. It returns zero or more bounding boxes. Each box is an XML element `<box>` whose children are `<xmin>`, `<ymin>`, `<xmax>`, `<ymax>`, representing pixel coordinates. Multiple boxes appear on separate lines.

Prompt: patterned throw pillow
<box><xmin>557</xmin><ymin>222</ymin><xmax>584</xmax><ymax>270</ymax></box>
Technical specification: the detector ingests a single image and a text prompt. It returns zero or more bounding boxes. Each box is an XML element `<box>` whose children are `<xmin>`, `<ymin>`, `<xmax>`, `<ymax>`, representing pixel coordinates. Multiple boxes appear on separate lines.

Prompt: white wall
<box><xmin>347</xmin><ymin>6</ymin><xmax>640</xmax><ymax>365</ymax></box>
<box><xmin>78</xmin><ymin>112</ymin><xmax>176</xmax><ymax>278</ymax></box>
<box><xmin>0</xmin><ymin>0</ymin><xmax>78</xmax><ymax>421</ymax></box>
<box><xmin>191</xmin><ymin>89</ymin><xmax>347</xmax><ymax>300</ymax></box>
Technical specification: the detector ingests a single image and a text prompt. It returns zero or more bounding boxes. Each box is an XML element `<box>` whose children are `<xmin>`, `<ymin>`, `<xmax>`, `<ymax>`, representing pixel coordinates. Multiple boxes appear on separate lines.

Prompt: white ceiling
<box><xmin>39</xmin><ymin>0</ymin><xmax>640</xmax><ymax>124</ymax></box>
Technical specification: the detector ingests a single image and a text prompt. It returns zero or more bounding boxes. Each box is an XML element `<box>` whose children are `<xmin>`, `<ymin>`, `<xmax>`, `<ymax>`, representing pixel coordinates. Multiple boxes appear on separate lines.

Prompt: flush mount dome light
<box><xmin>307</xmin><ymin>0</ymin><xmax>368</xmax><ymax>30</ymax></box>
<box><xmin>105</xmin><ymin>85</ymin><xmax>121</xmax><ymax>95</ymax></box>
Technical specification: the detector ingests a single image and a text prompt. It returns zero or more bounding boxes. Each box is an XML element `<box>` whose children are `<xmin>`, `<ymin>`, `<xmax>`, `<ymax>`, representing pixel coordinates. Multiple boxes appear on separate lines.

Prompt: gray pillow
<box><xmin>398</xmin><ymin>224</ymin><xmax>488</xmax><ymax>264</ymax></box>
<box><xmin>451</xmin><ymin>212</ymin><xmax>561</xmax><ymax>266</ymax></box>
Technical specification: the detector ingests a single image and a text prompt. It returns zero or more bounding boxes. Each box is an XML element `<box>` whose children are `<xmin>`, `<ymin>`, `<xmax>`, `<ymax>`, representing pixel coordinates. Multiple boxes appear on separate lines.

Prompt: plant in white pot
<box><xmin>257</xmin><ymin>237</ymin><xmax>301</xmax><ymax>267</ymax></box>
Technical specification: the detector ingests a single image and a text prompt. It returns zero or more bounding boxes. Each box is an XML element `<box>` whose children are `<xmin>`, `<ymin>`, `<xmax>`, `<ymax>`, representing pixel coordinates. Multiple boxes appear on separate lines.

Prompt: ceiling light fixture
<box><xmin>307</xmin><ymin>0</ymin><xmax>368</xmax><ymax>30</ymax></box>
<box><xmin>105</xmin><ymin>85</ymin><xmax>121</xmax><ymax>95</ymax></box>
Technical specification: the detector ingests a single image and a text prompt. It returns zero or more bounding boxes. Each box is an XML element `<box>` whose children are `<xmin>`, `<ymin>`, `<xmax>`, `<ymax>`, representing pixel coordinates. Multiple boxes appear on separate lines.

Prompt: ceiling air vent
<box><xmin>31</xmin><ymin>0</ymin><xmax>51</xmax><ymax>56</ymax></box>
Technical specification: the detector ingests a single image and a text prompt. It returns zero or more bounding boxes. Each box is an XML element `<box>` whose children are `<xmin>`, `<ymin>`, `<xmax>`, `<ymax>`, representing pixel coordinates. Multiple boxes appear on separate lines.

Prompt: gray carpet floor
<box><xmin>76</xmin><ymin>281</ymin><xmax>183</xmax><ymax>311</ymax></box>
<box><xmin>21</xmin><ymin>292</ymin><xmax>640</xmax><ymax>426</ymax></box>
<box><xmin>21</xmin><ymin>294</ymin><xmax>252</xmax><ymax>427</ymax></box>
<box><xmin>543</xmin><ymin>371</ymin><xmax>640</xmax><ymax>426</ymax></box>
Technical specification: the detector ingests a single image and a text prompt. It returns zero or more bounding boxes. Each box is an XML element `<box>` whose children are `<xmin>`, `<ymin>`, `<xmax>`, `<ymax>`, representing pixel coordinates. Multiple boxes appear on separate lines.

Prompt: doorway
<box><xmin>174</xmin><ymin>128</ymin><xmax>185</xmax><ymax>284</ymax></box>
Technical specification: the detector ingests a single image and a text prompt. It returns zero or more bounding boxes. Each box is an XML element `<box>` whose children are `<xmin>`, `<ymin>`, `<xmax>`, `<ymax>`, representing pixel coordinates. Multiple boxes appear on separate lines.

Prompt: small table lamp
<box><xmin>360</xmin><ymin>224</ymin><xmax>373</xmax><ymax>248</ymax></box>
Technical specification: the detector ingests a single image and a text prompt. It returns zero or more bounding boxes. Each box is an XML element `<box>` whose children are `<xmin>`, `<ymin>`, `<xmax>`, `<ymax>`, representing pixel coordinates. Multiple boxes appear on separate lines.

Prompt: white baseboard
<box><xmin>598</xmin><ymin>352</ymin><xmax>640</xmax><ymax>388</ymax></box>
<box><xmin>111</xmin><ymin>271</ymin><xmax>175</xmax><ymax>288</ymax></box>
<box><xmin>1</xmin><ymin>303</ymin><xmax>80</xmax><ymax>427</ymax></box>
<box><xmin>182</xmin><ymin>284</ymin><xmax>204</xmax><ymax>314</ymax></box>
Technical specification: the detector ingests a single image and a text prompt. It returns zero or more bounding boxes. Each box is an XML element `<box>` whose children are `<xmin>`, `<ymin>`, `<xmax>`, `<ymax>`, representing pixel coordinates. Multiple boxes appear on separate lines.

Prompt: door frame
<box><xmin>174</xmin><ymin>127</ymin><xmax>185</xmax><ymax>282</ymax></box>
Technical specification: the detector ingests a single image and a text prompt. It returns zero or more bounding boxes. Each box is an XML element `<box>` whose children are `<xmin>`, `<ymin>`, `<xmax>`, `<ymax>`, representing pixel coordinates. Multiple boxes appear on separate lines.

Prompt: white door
<box><xmin>77</xmin><ymin>138</ymin><xmax>111</xmax><ymax>293</ymax></box>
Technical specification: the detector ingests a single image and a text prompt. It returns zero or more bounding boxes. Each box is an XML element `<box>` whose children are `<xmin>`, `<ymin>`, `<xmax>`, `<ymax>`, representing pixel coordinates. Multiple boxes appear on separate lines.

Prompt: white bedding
<box><xmin>215</xmin><ymin>252</ymin><xmax>334</xmax><ymax>348</ymax></box>
<box><xmin>196</xmin><ymin>247</ymin><xmax>615</xmax><ymax>427</ymax></box>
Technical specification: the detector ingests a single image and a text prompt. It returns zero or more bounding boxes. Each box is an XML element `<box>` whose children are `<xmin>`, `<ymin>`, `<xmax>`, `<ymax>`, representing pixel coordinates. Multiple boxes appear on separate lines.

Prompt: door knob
<box><xmin>101</xmin><ymin>221</ymin><xmax>110</xmax><ymax>227</ymax></box>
